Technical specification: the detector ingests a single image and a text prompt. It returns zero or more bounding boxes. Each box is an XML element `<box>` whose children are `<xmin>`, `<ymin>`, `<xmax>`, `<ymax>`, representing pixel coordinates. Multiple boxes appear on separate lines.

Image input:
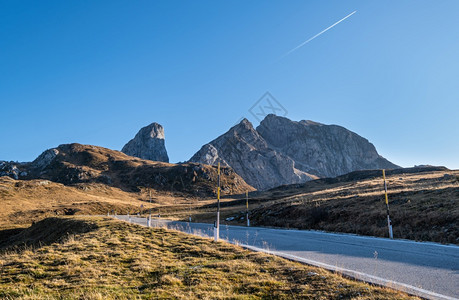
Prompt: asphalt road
<box><xmin>113</xmin><ymin>215</ymin><xmax>459</xmax><ymax>300</ymax></box>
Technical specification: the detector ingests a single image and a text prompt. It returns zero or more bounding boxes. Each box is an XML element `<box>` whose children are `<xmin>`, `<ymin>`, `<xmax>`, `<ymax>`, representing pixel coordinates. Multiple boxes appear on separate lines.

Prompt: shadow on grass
<box><xmin>0</xmin><ymin>217</ymin><xmax>98</xmax><ymax>252</ymax></box>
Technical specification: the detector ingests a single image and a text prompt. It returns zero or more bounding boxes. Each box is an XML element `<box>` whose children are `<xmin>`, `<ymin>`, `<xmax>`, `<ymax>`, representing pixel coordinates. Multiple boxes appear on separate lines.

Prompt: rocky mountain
<box><xmin>122</xmin><ymin>122</ymin><xmax>169</xmax><ymax>162</ymax></box>
<box><xmin>257</xmin><ymin>115</ymin><xmax>399</xmax><ymax>178</ymax></box>
<box><xmin>15</xmin><ymin>143</ymin><xmax>253</xmax><ymax>197</ymax></box>
<box><xmin>190</xmin><ymin>119</ymin><xmax>318</xmax><ymax>190</ymax></box>
<box><xmin>189</xmin><ymin>115</ymin><xmax>399</xmax><ymax>190</ymax></box>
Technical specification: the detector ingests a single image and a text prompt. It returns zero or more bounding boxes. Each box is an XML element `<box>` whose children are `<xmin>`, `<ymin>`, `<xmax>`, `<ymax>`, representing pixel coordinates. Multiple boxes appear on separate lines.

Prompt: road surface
<box><xmin>113</xmin><ymin>215</ymin><xmax>459</xmax><ymax>300</ymax></box>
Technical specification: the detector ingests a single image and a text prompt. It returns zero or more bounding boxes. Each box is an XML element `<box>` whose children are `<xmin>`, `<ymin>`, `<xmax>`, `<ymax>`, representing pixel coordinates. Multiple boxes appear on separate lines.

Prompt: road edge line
<box><xmin>237</xmin><ymin>244</ymin><xmax>457</xmax><ymax>300</ymax></box>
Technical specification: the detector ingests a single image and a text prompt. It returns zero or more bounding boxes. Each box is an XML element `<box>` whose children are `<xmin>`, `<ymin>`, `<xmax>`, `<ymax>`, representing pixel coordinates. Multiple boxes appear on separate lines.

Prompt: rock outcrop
<box><xmin>122</xmin><ymin>123</ymin><xmax>169</xmax><ymax>162</ymax></box>
<box><xmin>0</xmin><ymin>161</ymin><xmax>22</xmax><ymax>179</ymax></box>
<box><xmin>0</xmin><ymin>148</ymin><xmax>60</xmax><ymax>180</ymax></box>
<box><xmin>189</xmin><ymin>115</ymin><xmax>399</xmax><ymax>190</ymax></box>
<box><xmin>31</xmin><ymin>148</ymin><xmax>59</xmax><ymax>171</ymax></box>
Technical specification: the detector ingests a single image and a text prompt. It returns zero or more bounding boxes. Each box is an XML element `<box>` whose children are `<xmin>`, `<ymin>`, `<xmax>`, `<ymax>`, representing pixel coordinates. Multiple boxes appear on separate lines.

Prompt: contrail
<box><xmin>282</xmin><ymin>10</ymin><xmax>357</xmax><ymax>58</ymax></box>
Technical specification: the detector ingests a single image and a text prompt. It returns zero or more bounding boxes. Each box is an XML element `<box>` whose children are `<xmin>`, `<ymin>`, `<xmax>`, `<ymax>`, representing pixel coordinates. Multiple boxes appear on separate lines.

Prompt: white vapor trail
<box><xmin>282</xmin><ymin>10</ymin><xmax>357</xmax><ymax>58</ymax></box>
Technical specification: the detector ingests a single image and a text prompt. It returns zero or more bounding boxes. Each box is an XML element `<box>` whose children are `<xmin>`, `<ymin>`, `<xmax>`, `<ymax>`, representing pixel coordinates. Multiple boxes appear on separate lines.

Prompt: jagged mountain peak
<box><xmin>143</xmin><ymin>122</ymin><xmax>165</xmax><ymax>139</ymax></box>
<box><xmin>121</xmin><ymin>122</ymin><xmax>169</xmax><ymax>162</ymax></box>
<box><xmin>189</xmin><ymin>116</ymin><xmax>318</xmax><ymax>190</ymax></box>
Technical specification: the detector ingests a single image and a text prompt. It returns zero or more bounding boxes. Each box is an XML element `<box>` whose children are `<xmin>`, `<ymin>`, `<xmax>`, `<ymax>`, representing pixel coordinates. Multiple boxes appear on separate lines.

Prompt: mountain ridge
<box><xmin>7</xmin><ymin>143</ymin><xmax>254</xmax><ymax>197</ymax></box>
<box><xmin>190</xmin><ymin>114</ymin><xmax>399</xmax><ymax>190</ymax></box>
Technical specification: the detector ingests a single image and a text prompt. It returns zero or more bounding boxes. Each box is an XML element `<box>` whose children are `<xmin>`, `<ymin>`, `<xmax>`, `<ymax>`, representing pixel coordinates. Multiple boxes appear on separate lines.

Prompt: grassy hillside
<box><xmin>0</xmin><ymin>143</ymin><xmax>253</xmax><ymax>231</ymax></box>
<box><xmin>0</xmin><ymin>217</ymin><xmax>417</xmax><ymax>299</ymax></box>
<box><xmin>2</xmin><ymin>164</ymin><xmax>457</xmax><ymax>245</ymax></box>
<box><xmin>182</xmin><ymin>168</ymin><xmax>459</xmax><ymax>244</ymax></box>
<box><xmin>0</xmin><ymin>176</ymin><xmax>144</xmax><ymax>230</ymax></box>
<box><xmin>0</xmin><ymin>175</ymin><xmax>219</xmax><ymax>231</ymax></box>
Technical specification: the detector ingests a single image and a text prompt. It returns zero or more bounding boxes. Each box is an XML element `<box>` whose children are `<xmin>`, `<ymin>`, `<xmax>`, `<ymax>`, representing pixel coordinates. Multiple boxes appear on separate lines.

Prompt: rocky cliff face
<box><xmin>31</xmin><ymin>148</ymin><xmax>59</xmax><ymax>171</ymax></box>
<box><xmin>122</xmin><ymin>123</ymin><xmax>169</xmax><ymax>163</ymax></box>
<box><xmin>257</xmin><ymin>115</ymin><xmax>398</xmax><ymax>178</ymax></box>
<box><xmin>189</xmin><ymin>119</ymin><xmax>317</xmax><ymax>190</ymax></box>
<box><xmin>189</xmin><ymin>115</ymin><xmax>399</xmax><ymax>190</ymax></box>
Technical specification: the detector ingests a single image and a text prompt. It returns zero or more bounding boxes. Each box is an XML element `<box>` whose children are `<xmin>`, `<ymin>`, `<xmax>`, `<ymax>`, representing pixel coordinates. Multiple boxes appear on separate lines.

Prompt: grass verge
<box><xmin>0</xmin><ymin>217</ymin><xmax>417</xmax><ymax>299</ymax></box>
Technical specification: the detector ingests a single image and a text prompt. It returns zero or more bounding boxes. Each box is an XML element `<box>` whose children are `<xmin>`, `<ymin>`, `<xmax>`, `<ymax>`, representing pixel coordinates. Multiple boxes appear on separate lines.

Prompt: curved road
<box><xmin>113</xmin><ymin>215</ymin><xmax>459</xmax><ymax>300</ymax></box>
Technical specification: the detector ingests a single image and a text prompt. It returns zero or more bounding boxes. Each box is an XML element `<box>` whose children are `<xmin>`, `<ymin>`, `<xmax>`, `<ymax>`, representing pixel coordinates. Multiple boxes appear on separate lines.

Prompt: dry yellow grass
<box><xmin>174</xmin><ymin>169</ymin><xmax>459</xmax><ymax>244</ymax></box>
<box><xmin>0</xmin><ymin>176</ymin><xmax>216</xmax><ymax>231</ymax></box>
<box><xmin>0</xmin><ymin>176</ymin><xmax>153</xmax><ymax>230</ymax></box>
<box><xmin>0</xmin><ymin>217</ymin><xmax>418</xmax><ymax>299</ymax></box>
<box><xmin>2</xmin><ymin>167</ymin><xmax>457</xmax><ymax>245</ymax></box>
<box><xmin>0</xmin><ymin>143</ymin><xmax>253</xmax><ymax>231</ymax></box>
<box><xmin>247</xmin><ymin>169</ymin><xmax>459</xmax><ymax>244</ymax></box>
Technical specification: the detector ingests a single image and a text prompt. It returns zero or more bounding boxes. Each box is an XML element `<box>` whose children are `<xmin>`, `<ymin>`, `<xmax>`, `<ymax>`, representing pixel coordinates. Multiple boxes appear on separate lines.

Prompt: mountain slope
<box><xmin>190</xmin><ymin>119</ymin><xmax>317</xmax><ymax>190</ymax></box>
<box><xmin>190</xmin><ymin>115</ymin><xmax>399</xmax><ymax>190</ymax></box>
<box><xmin>0</xmin><ymin>143</ymin><xmax>254</xmax><ymax>229</ymax></box>
<box><xmin>24</xmin><ymin>143</ymin><xmax>253</xmax><ymax>196</ymax></box>
<box><xmin>257</xmin><ymin>115</ymin><xmax>398</xmax><ymax>178</ymax></box>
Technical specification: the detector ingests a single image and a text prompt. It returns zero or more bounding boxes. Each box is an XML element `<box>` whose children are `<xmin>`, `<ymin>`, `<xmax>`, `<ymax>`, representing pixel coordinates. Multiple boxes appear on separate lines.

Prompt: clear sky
<box><xmin>1</xmin><ymin>1</ymin><xmax>458</xmax><ymax>169</ymax></box>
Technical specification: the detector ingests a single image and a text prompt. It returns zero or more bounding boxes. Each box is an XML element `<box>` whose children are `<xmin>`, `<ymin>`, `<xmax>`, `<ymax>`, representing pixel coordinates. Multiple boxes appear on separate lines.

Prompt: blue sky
<box><xmin>1</xmin><ymin>1</ymin><xmax>458</xmax><ymax>169</ymax></box>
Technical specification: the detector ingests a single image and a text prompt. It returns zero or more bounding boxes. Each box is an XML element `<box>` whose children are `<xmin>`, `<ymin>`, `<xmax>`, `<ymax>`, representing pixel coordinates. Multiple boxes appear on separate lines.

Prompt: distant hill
<box><xmin>190</xmin><ymin>114</ymin><xmax>399</xmax><ymax>190</ymax></box>
<box><xmin>22</xmin><ymin>143</ymin><xmax>253</xmax><ymax>196</ymax></box>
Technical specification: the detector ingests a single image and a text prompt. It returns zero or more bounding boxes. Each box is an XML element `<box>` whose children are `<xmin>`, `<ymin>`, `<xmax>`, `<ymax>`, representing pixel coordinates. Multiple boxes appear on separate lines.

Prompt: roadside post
<box><xmin>246</xmin><ymin>190</ymin><xmax>250</xmax><ymax>227</ymax></box>
<box><xmin>149</xmin><ymin>208</ymin><xmax>153</xmax><ymax>227</ymax></box>
<box><xmin>214</xmin><ymin>162</ymin><xmax>221</xmax><ymax>241</ymax></box>
<box><xmin>189</xmin><ymin>198</ymin><xmax>192</xmax><ymax>223</ymax></box>
<box><xmin>382</xmin><ymin>169</ymin><xmax>394</xmax><ymax>239</ymax></box>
